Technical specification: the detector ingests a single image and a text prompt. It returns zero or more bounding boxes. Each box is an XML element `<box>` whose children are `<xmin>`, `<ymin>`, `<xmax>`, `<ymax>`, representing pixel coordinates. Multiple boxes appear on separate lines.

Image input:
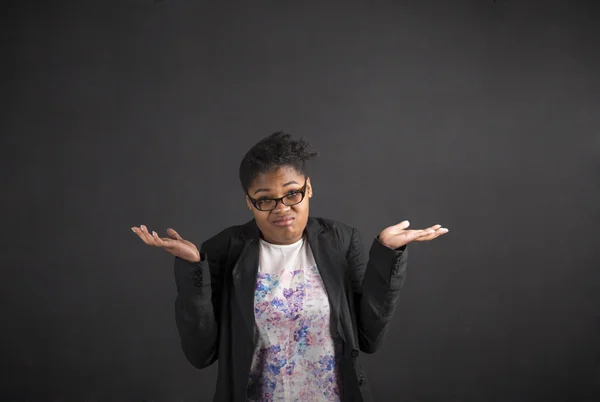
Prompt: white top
<box><xmin>246</xmin><ymin>235</ymin><xmax>342</xmax><ymax>401</ymax></box>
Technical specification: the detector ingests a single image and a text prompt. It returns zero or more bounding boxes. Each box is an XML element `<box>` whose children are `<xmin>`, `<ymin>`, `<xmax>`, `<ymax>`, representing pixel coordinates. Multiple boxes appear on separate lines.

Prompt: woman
<box><xmin>132</xmin><ymin>132</ymin><xmax>448</xmax><ymax>402</ymax></box>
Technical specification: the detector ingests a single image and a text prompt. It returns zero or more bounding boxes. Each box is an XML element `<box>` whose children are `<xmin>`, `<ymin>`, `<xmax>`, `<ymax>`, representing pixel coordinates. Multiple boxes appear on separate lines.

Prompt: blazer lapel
<box><xmin>305</xmin><ymin>217</ymin><xmax>346</xmax><ymax>342</ymax></box>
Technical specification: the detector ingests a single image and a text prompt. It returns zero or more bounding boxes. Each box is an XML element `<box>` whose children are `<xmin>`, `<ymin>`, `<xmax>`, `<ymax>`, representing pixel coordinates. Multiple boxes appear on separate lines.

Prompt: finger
<box><xmin>434</xmin><ymin>227</ymin><xmax>449</xmax><ymax>238</ymax></box>
<box><xmin>139</xmin><ymin>225</ymin><xmax>159</xmax><ymax>246</ymax></box>
<box><xmin>406</xmin><ymin>228</ymin><xmax>434</xmax><ymax>241</ymax></box>
<box><xmin>415</xmin><ymin>232</ymin><xmax>437</xmax><ymax>241</ymax></box>
<box><xmin>132</xmin><ymin>226</ymin><xmax>153</xmax><ymax>245</ymax></box>
<box><xmin>416</xmin><ymin>226</ymin><xmax>439</xmax><ymax>241</ymax></box>
<box><xmin>416</xmin><ymin>227</ymin><xmax>449</xmax><ymax>241</ymax></box>
<box><xmin>152</xmin><ymin>231</ymin><xmax>176</xmax><ymax>248</ymax></box>
<box><xmin>167</xmin><ymin>228</ymin><xmax>183</xmax><ymax>241</ymax></box>
<box><xmin>418</xmin><ymin>224</ymin><xmax>441</xmax><ymax>232</ymax></box>
<box><xmin>417</xmin><ymin>225</ymin><xmax>442</xmax><ymax>237</ymax></box>
<box><xmin>131</xmin><ymin>226</ymin><xmax>153</xmax><ymax>246</ymax></box>
<box><xmin>428</xmin><ymin>227</ymin><xmax>449</xmax><ymax>238</ymax></box>
<box><xmin>151</xmin><ymin>231</ymin><xmax>163</xmax><ymax>246</ymax></box>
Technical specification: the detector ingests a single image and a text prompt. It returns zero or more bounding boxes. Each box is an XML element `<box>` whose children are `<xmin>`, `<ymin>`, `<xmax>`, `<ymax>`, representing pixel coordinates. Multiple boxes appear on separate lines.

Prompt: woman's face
<box><xmin>246</xmin><ymin>166</ymin><xmax>313</xmax><ymax>245</ymax></box>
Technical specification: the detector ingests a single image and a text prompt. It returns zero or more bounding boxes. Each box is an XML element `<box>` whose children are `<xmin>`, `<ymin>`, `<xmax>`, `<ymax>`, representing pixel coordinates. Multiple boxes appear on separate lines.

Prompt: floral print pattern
<box><xmin>246</xmin><ymin>237</ymin><xmax>342</xmax><ymax>402</ymax></box>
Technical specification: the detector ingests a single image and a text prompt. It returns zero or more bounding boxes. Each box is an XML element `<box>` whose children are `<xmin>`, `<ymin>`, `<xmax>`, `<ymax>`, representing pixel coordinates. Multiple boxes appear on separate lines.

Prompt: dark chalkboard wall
<box><xmin>3</xmin><ymin>0</ymin><xmax>600</xmax><ymax>401</ymax></box>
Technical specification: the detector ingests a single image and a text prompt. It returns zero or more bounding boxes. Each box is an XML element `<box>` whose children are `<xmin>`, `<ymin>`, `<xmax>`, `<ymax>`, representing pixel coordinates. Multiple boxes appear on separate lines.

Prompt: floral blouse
<box><xmin>246</xmin><ymin>236</ymin><xmax>343</xmax><ymax>402</ymax></box>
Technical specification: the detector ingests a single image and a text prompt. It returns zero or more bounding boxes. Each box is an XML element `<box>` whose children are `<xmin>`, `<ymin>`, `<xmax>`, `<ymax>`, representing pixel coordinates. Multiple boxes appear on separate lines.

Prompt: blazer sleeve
<box><xmin>173</xmin><ymin>233</ymin><xmax>228</xmax><ymax>369</ymax></box>
<box><xmin>346</xmin><ymin>227</ymin><xmax>408</xmax><ymax>354</ymax></box>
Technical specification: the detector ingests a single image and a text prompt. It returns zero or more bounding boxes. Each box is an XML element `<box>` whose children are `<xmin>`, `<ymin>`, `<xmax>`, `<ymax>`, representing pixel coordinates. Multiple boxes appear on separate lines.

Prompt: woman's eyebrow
<box><xmin>253</xmin><ymin>181</ymin><xmax>300</xmax><ymax>195</ymax></box>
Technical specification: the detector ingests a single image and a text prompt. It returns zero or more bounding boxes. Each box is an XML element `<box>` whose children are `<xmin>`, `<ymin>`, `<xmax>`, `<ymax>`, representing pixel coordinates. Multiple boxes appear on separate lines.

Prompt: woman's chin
<box><xmin>266</xmin><ymin>230</ymin><xmax>301</xmax><ymax>245</ymax></box>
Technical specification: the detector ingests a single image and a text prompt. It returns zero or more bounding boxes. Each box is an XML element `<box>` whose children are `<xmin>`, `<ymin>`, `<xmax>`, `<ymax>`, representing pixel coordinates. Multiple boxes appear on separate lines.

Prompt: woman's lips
<box><xmin>272</xmin><ymin>217</ymin><xmax>295</xmax><ymax>227</ymax></box>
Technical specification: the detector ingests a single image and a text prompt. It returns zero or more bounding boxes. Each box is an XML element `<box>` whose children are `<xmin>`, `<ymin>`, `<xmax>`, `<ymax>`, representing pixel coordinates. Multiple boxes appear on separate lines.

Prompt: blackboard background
<box><xmin>3</xmin><ymin>0</ymin><xmax>600</xmax><ymax>401</ymax></box>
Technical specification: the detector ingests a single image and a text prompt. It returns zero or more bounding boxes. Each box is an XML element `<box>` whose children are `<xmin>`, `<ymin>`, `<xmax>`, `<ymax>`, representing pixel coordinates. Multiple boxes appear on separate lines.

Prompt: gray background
<box><xmin>3</xmin><ymin>0</ymin><xmax>600</xmax><ymax>401</ymax></box>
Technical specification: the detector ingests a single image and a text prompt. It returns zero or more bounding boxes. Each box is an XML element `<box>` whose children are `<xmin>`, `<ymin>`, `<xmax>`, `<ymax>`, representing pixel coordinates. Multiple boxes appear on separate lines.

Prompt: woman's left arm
<box><xmin>348</xmin><ymin>220</ymin><xmax>448</xmax><ymax>353</ymax></box>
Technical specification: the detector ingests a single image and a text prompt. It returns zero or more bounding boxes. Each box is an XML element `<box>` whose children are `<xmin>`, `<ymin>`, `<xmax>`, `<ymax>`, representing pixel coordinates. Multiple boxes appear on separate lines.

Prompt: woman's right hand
<box><xmin>131</xmin><ymin>225</ymin><xmax>201</xmax><ymax>263</ymax></box>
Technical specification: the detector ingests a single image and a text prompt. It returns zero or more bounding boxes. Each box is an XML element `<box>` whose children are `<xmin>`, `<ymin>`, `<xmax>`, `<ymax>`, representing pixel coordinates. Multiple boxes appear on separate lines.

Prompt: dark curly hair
<box><xmin>239</xmin><ymin>131</ymin><xmax>318</xmax><ymax>193</ymax></box>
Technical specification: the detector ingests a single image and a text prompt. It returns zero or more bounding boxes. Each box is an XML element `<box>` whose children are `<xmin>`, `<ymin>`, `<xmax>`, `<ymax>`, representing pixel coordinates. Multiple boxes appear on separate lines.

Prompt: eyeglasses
<box><xmin>247</xmin><ymin>179</ymin><xmax>308</xmax><ymax>211</ymax></box>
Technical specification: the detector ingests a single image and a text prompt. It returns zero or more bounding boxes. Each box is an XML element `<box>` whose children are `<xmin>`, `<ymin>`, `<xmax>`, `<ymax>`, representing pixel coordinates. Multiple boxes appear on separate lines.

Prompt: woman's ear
<box><xmin>307</xmin><ymin>177</ymin><xmax>313</xmax><ymax>198</ymax></box>
<box><xmin>245</xmin><ymin>195</ymin><xmax>253</xmax><ymax>211</ymax></box>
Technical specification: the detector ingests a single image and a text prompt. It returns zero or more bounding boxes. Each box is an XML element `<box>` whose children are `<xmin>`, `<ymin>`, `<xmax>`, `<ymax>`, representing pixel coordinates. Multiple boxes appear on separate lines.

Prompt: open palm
<box><xmin>131</xmin><ymin>225</ymin><xmax>200</xmax><ymax>262</ymax></box>
<box><xmin>379</xmin><ymin>220</ymin><xmax>448</xmax><ymax>249</ymax></box>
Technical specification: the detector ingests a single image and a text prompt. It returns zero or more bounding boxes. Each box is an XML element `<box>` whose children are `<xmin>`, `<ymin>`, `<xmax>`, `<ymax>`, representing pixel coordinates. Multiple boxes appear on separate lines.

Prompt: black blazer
<box><xmin>173</xmin><ymin>216</ymin><xmax>409</xmax><ymax>402</ymax></box>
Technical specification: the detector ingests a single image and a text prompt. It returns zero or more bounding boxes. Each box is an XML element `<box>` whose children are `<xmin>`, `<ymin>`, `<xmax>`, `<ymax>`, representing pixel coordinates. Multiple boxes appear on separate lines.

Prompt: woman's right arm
<box><xmin>173</xmin><ymin>235</ymin><xmax>226</xmax><ymax>369</ymax></box>
<box><xmin>131</xmin><ymin>225</ymin><xmax>227</xmax><ymax>369</ymax></box>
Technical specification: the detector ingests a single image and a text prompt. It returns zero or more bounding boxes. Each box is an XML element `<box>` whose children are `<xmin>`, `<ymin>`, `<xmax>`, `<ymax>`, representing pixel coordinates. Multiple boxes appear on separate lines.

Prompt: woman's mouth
<box><xmin>272</xmin><ymin>217</ymin><xmax>295</xmax><ymax>227</ymax></box>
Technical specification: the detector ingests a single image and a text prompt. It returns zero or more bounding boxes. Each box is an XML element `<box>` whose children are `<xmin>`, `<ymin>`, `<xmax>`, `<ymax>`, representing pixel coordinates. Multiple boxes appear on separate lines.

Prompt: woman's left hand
<box><xmin>378</xmin><ymin>220</ymin><xmax>449</xmax><ymax>249</ymax></box>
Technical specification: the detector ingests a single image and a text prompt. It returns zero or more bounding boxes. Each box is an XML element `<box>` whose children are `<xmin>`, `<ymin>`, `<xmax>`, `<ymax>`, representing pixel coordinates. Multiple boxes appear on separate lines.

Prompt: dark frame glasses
<box><xmin>246</xmin><ymin>178</ymin><xmax>308</xmax><ymax>211</ymax></box>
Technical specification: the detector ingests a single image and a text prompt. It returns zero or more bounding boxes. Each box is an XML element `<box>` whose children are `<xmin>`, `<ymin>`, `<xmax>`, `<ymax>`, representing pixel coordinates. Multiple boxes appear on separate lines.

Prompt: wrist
<box><xmin>376</xmin><ymin>235</ymin><xmax>394</xmax><ymax>249</ymax></box>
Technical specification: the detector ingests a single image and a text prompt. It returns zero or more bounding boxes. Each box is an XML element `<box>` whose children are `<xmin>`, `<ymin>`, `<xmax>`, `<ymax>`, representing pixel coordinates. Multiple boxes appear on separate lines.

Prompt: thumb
<box><xmin>394</xmin><ymin>220</ymin><xmax>410</xmax><ymax>230</ymax></box>
<box><xmin>167</xmin><ymin>228</ymin><xmax>183</xmax><ymax>241</ymax></box>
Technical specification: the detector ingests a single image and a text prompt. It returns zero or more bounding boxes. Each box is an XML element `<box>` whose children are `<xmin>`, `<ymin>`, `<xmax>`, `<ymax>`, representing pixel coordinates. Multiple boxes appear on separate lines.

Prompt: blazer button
<box><xmin>351</xmin><ymin>349</ymin><xmax>359</xmax><ymax>358</ymax></box>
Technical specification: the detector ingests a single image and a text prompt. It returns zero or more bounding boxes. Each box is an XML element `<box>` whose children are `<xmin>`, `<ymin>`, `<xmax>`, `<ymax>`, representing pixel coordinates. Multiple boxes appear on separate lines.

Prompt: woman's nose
<box><xmin>274</xmin><ymin>200</ymin><xmax>291</xmax><ymax>212</ymax></box>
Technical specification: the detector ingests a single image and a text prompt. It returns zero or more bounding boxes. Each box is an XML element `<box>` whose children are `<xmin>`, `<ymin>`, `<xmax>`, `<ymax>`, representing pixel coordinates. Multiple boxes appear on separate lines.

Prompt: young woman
<box><xmin>132</xmin><ymin>132</ymin><xmax>448</xmax><ymax>402</ymax></box>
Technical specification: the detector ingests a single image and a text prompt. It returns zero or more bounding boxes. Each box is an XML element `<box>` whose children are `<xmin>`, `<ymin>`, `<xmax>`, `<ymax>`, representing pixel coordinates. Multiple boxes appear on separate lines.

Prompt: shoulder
<box><xmin>309</xmin><ymin>216</ymin><xmax>358</xmax><ymax>246</ymax></box>
<box><xmin>200</xmin><ymin>223</ymin><xmax>245</xmax><ymax>253</ymax></box>
<box><xmin>310</xmin><ymin>216</ymin><xmax>354</xmax><ymax>232</ymax></box>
